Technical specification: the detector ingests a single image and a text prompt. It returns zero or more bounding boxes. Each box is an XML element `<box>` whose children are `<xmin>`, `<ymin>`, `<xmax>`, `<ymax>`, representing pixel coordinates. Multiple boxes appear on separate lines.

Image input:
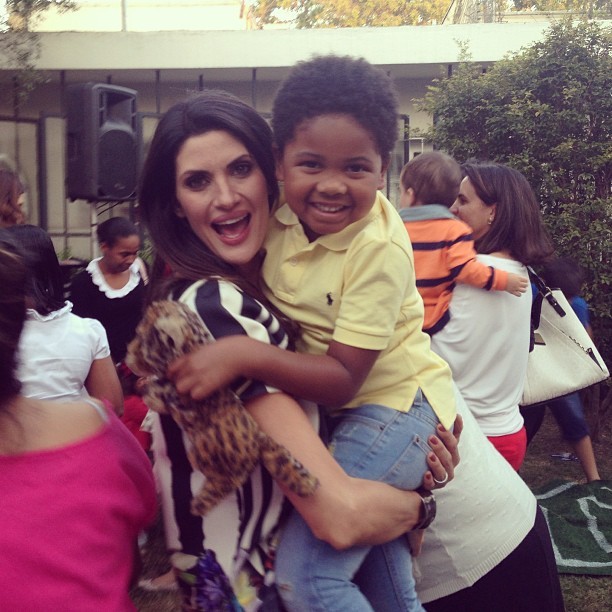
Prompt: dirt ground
<box><xmin>132</xmin><ymin>401</ymin><xmax>612</xmax><ymax>611</ymax></box>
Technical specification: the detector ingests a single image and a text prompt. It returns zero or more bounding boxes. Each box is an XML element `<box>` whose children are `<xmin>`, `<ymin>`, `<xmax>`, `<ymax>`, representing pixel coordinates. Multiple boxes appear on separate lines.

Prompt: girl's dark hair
<box><xmin>461</xmin><ymin>162</ymin><xmax>554</xmax><ymax>265</ymax></box>
<box><xmin>0</xmin><ymin>236</ymin><xmax>27</xmax><ymax>405</ymax></box>
<box><xmin>138</xmin><ymin>90</ymin><xmax>297</xmax><ymax>336</ymax></box>
<box><xmin>96</xmin><ymin>216</ymin><xmax>139</xmax><ymax>247</ymax></box>
<box><xmin>272</xmin><ymin>55</ymin><xmax>399</xmax><ymax>163</ymax></box>
<box><xmin>6</xmin><ymin>224</ymin><xmax>64</xmax><ymax>315</ymax></box>
<box><xmin>400</xmin><ymin>151</ymin><xmax>462</xmax><ymax>208</ymax></box>
<box><xmin>0</xmin><ymin>167</ymin><xmax>25</xmax><ymax>227</ymax></box>
<box><xmin>542</xmin><ymin>257</ymin><xmax>585</xmax><ymax>298</ymax></box>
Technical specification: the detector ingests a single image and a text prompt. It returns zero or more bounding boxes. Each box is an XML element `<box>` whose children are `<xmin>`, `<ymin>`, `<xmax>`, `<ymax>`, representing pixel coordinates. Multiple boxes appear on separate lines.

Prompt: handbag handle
<box><xmin>526</xmin><ymin>266</ymin><xmax>567</xmax><ymax>353</ymax></box>
<box><xmin>527</xmin><ymin>266</ymin><xmax>567</xmax><ymax>320</ymax></box>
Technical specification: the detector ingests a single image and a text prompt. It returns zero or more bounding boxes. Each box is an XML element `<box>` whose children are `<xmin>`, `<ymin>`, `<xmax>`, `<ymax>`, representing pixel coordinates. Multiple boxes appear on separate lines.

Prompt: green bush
<box><xmin>417</xmin><ymin>19</ymin><xmax>612</xmax><ymax>367</ymax></box>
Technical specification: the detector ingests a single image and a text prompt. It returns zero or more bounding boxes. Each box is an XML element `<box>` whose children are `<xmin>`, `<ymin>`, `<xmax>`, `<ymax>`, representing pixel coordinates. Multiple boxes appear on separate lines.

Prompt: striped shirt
<box><xmin>150</xmin><ymin>278</ymin><xmax>310</xmax><ymax>606</ymax></box>
<box><xmin>400</xmin><ymin>205</ymin><xmax>508</xmax><ymax>335</ymax></box>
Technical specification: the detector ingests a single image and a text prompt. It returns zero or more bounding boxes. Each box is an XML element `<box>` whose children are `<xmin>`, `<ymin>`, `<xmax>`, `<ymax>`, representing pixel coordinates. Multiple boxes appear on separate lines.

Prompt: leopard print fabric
<box><xmin>126</xmin><ymin>299</ymin><xmax>319</xmax><ymax>516</ymax></box>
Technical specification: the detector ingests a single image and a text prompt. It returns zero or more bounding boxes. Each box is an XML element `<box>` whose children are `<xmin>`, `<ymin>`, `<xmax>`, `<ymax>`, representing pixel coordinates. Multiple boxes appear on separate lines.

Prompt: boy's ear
<box><xmin>377</xmin><ymin>159</ymin><xmax>390</xmax><ymax>190</ymax></box>
<box><xmin>273</xmin><ymin>145</ymin><xmax>285</xmax><ymax>181</ymax></box>
<box><xmin>404</xmin><ymin>187</ymin><xmax>417</xmax><ymax>207</ymax></box>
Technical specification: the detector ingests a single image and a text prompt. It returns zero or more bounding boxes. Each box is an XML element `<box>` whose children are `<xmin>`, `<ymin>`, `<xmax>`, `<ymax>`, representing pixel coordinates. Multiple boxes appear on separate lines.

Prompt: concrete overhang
<box><xmin>32</xmin><ymin>22</ymin><xmax>552</xmax><ymax>82</ymax></box>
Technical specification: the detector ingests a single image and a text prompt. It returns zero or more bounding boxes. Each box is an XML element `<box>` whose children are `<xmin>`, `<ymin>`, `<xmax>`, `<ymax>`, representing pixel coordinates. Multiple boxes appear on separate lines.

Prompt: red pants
<box><xmin>487</xmin><ymin>427</ymin><xmax>527</xmax><ymax>471</ymax></box>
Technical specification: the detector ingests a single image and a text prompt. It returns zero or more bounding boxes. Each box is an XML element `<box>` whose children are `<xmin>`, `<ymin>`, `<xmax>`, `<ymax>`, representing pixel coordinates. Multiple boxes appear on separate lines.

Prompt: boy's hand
<box><xmin>168</xmin><ymin>336</ymin><xmax>248</xmax><ymax>399</ymax></box>
<box><xmin>506</xmin><ymin>272</ymin><xmax>529</xmax><ymax>296</ymax></box>
<box><xmin>422</xmin><ymin>415</ymin><xmax>462</xmax><ymax>490</ymax></box>
<box><xmin>408</xmin><ymin>529</ymin><xmax>425</xmax><ymax>557</ymax></box>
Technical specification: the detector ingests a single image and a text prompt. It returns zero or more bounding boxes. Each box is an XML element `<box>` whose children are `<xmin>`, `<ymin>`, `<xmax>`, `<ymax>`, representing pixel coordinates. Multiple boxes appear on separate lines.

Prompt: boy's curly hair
<box><xmin>272</xmin><ymin>55</ymin><xmax>399</xmax><ymax>163</ymax></box>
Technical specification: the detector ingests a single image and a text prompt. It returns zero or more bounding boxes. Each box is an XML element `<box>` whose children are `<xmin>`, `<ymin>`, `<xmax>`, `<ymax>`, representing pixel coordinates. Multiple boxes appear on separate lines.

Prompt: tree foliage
<box><xmin>510</xmin><ymin>0</ymin><xmax>611</xmax><ymax>18</ymax></box>
<box><xmin>0</xmin><ymin>1</ymin><xmax>76</xmax><ymax>108</ymax></box>
<box><xmin>4</xmin><ymin>1</ymin><xmax>76</xmax><ymax>30</ymax></box>
<box><xmin>418</xmin><ymin>20</ymin><xmax>612</xmax><ymax>364</ymax></box>
<box><xmin>252</xmin><ymin>0</ymin><xmax>611</xmax><ymax>27</ymax></box>
<box><xmin>252</xmin><ymin>0</ymin><xmax>450</xmax><ymax>28</ymax></box>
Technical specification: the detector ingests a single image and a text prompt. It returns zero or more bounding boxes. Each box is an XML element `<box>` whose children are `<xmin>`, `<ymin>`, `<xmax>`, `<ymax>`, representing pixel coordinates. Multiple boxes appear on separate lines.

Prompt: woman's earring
<box><xmin>488</xmin><ymin>216</ymin><xmax>494</xmax><ymax>225</ymax></box>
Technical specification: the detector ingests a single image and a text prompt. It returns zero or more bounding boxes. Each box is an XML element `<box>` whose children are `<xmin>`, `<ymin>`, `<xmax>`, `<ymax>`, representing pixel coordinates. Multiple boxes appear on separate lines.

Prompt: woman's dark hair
<box><xmin>461</xmin><ymin>162</ymin><xmax>554</xmax><ymax>265</ymax></box>
<box><xmin>96</xmin><ymin>216</ymin><xmax>139</xmax><ymax>247</ymax></box>
<box><xmin>0</xmin><ymin>236</ymin><xmax>27</xmax><ymax>405</ymax></box>
<box><xmin>139</xmin><ymin>89</ymin><xmax>279</xmax><ymax>300</ymax></box>
<box><xmin>400</xmin><ymin>151</ymin><xmax>462</xmax><ymax>208</ymax></box>
<box><xmin>6</xmin><ymin>225</ymin><xmax>64</xmax><ymax>315</ymax></box>
<box><xmin>542</xmin><ymin>257</ymin><xmax>585</xmax><ymax>298</ymax></box>
<box><xmin>0</xmin><ymin>167</ymin><xmax>25</xmax><ymax>228</ymax></box>
<box><xmin>272</xmin><ymin>55</ymin><xmax>399</xmax><ymax>163</ymax></box>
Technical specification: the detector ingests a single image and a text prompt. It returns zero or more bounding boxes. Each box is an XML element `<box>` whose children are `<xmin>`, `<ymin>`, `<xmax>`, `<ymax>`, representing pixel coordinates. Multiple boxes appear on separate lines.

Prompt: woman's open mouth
<box><xmin>212</xmin><ymin>213</ymin><xmax>251</xmax><ymax>241</ymax></box>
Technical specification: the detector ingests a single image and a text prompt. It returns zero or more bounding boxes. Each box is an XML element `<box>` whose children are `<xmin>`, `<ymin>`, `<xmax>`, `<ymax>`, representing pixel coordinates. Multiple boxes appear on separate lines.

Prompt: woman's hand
<box><xmin>422</xmin><ymin>414</ymin><xmax>463</xmax><ymax>490</ymax></box>
<box><xmin>408</xmin><ymin>530</ymin><xmax>426</xmax><ymax>557</ymax></box>
<box><xmin>246</xmin><ymin>392</ymin><xmax>426</xmax><ymax>549</ymax></box>
<box><xmin>168</xmin><ymin>336</ymin><xmax>250</xmax><ymax>398</ymax></box>
<box><xmin>410</xmin><ymin>416</ymin><xmax>464</xmax><ymax>557</ymax></box>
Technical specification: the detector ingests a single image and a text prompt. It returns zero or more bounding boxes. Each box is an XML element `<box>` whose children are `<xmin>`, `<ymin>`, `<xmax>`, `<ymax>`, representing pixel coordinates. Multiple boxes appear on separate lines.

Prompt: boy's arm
<box><xmin>446</xmin><ymin>222</ymin><xmax>527</xmax><ymax>293</ymax></box>
<box><xmin>173</xmin><ymin>233</ymin><xmax>408</xmax><ymax>406</ymax></box>
<box><xmin>170</xmin><ymin>335</ymin><xmax>379</xmax><ymax>407</ymax></box>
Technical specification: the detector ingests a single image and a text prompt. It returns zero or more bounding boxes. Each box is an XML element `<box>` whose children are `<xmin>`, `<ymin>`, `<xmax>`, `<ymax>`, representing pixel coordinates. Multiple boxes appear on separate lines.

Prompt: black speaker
<box><xmin>66</xmin><ymin>83</ymin><xmax>139</xmax><ymax>201</ymax></box>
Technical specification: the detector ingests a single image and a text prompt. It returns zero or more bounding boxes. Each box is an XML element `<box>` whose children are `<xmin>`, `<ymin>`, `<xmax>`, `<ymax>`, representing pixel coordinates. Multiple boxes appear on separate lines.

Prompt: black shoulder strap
<box><xmin>526</xmin><ymin>266</ymin><xmax>567</xmax><ymax>352</ymax></box>
<box><xmin>527</xmin><ymin>266</ymin><xmax>567</xmax><ymax>319</ymax></box>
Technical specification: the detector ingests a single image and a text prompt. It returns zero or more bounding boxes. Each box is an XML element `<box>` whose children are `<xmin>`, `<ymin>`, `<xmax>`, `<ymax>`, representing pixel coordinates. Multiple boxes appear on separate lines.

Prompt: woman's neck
<box><xmin>487</xmin><ymin>249</ymin><xmax>514</xmax><ymax>260</ymax></box>
<box><xmin>236</xmin><ymin>251</ymin><xmax>265</xmax><ymax>287</ymax></box>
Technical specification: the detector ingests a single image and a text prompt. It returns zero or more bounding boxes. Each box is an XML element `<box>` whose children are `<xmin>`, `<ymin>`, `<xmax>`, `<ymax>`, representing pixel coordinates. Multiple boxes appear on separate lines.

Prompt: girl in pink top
<box><xmin>0</xmin><ymin>235</ymin><xmax>156</xmax><ymax>611</ymax></box>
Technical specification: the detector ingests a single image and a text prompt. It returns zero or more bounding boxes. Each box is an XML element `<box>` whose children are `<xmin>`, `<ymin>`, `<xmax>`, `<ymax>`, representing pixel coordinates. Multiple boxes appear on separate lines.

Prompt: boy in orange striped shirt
<box><xmin>399</xmin><ymin>152</ymin><xmax>527</xmax><ymax>335</ymax></box>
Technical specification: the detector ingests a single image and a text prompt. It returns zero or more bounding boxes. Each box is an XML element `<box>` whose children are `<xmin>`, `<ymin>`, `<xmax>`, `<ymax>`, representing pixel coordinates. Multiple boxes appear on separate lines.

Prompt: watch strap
<box><xmin>412</xmin><ymin>487</ymin><xmax>436</xmax><ymax>530</ymax></box>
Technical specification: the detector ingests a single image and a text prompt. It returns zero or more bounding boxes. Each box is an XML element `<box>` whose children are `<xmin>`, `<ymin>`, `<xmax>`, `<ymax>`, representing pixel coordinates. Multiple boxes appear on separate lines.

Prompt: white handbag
<box><xmin>520</xmin><ymin>268</ymin><xmax>609</xmax><ymax>407</ymax></box>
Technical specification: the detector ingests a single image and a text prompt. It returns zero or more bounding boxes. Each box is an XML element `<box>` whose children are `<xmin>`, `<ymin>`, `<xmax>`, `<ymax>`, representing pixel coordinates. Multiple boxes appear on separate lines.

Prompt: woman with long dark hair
<box><xmin>137</xmin><ymin>89</ymin><xmax>456</xmax><ymax>610</ymax></box>
<box><xmin>432</xmin><ymin>161</ymin><xmax>554</xmax><ymax>470</ymax></box>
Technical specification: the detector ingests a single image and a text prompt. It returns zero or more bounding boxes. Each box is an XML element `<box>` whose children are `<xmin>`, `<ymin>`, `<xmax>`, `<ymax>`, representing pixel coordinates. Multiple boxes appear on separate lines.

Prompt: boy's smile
<box><xmin>277</xmin><ymin>114</ymin><xmax>387</xmax><ymax>241</ymax></box>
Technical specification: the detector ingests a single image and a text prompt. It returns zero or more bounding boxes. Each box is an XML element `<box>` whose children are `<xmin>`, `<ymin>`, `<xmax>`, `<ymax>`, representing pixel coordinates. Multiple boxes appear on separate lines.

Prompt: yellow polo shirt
<box><xmin>262</xmin><ymin>191</ymin><xmax>456</xmax><ymax>429</ymax></box>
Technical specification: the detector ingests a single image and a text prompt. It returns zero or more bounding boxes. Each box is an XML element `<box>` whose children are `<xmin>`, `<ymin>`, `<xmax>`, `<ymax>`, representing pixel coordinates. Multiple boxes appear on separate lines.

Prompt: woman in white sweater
<box><xmin>431</xmin><ymin>162</ymin><xmax>554</xmax><ymax>470</ymax></box>
<box><xmin>410</xmin><ymin>163</ymin><xmax>561</xmax><ymax>611</ymax></box>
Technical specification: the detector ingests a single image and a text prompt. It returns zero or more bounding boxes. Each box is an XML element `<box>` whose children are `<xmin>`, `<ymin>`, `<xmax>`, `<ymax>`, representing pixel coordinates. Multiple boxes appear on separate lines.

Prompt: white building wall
<box><xmin>0</xmin><ymin>22</ymin><xmax>562</xmax><ymax>256</ymax></box>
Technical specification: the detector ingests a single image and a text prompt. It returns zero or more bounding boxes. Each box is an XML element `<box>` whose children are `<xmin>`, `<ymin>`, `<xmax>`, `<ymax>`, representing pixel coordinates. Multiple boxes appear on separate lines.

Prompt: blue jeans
<box><xmin>548</xmin><ymin>392</ymin><xmax>590</xmax><ymax>441</ymax></box>
<box><xmin>275</xmin><ymin>390</ymin><xmax>439</xmax><ymax>612</ymax></box>
<box><xmin>521</xmin><ymin>392</ymin><xmax>589</xmax><ymax>445</ymax></box>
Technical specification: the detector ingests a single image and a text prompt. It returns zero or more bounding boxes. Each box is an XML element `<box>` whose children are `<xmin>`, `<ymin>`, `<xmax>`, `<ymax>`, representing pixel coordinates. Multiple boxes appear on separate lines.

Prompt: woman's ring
<box><xmin>433</xmin><ymin>472</ymin><xmax>449</xmax><ymax>485</ymax></box>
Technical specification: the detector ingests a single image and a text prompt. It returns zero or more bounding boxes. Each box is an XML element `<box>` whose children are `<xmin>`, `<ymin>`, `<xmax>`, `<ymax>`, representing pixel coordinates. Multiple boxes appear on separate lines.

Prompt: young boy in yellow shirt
<box><xmin>173</xmin><ymin>55</ymin><xmax>456</xmax><ymax>611</ymax></box>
